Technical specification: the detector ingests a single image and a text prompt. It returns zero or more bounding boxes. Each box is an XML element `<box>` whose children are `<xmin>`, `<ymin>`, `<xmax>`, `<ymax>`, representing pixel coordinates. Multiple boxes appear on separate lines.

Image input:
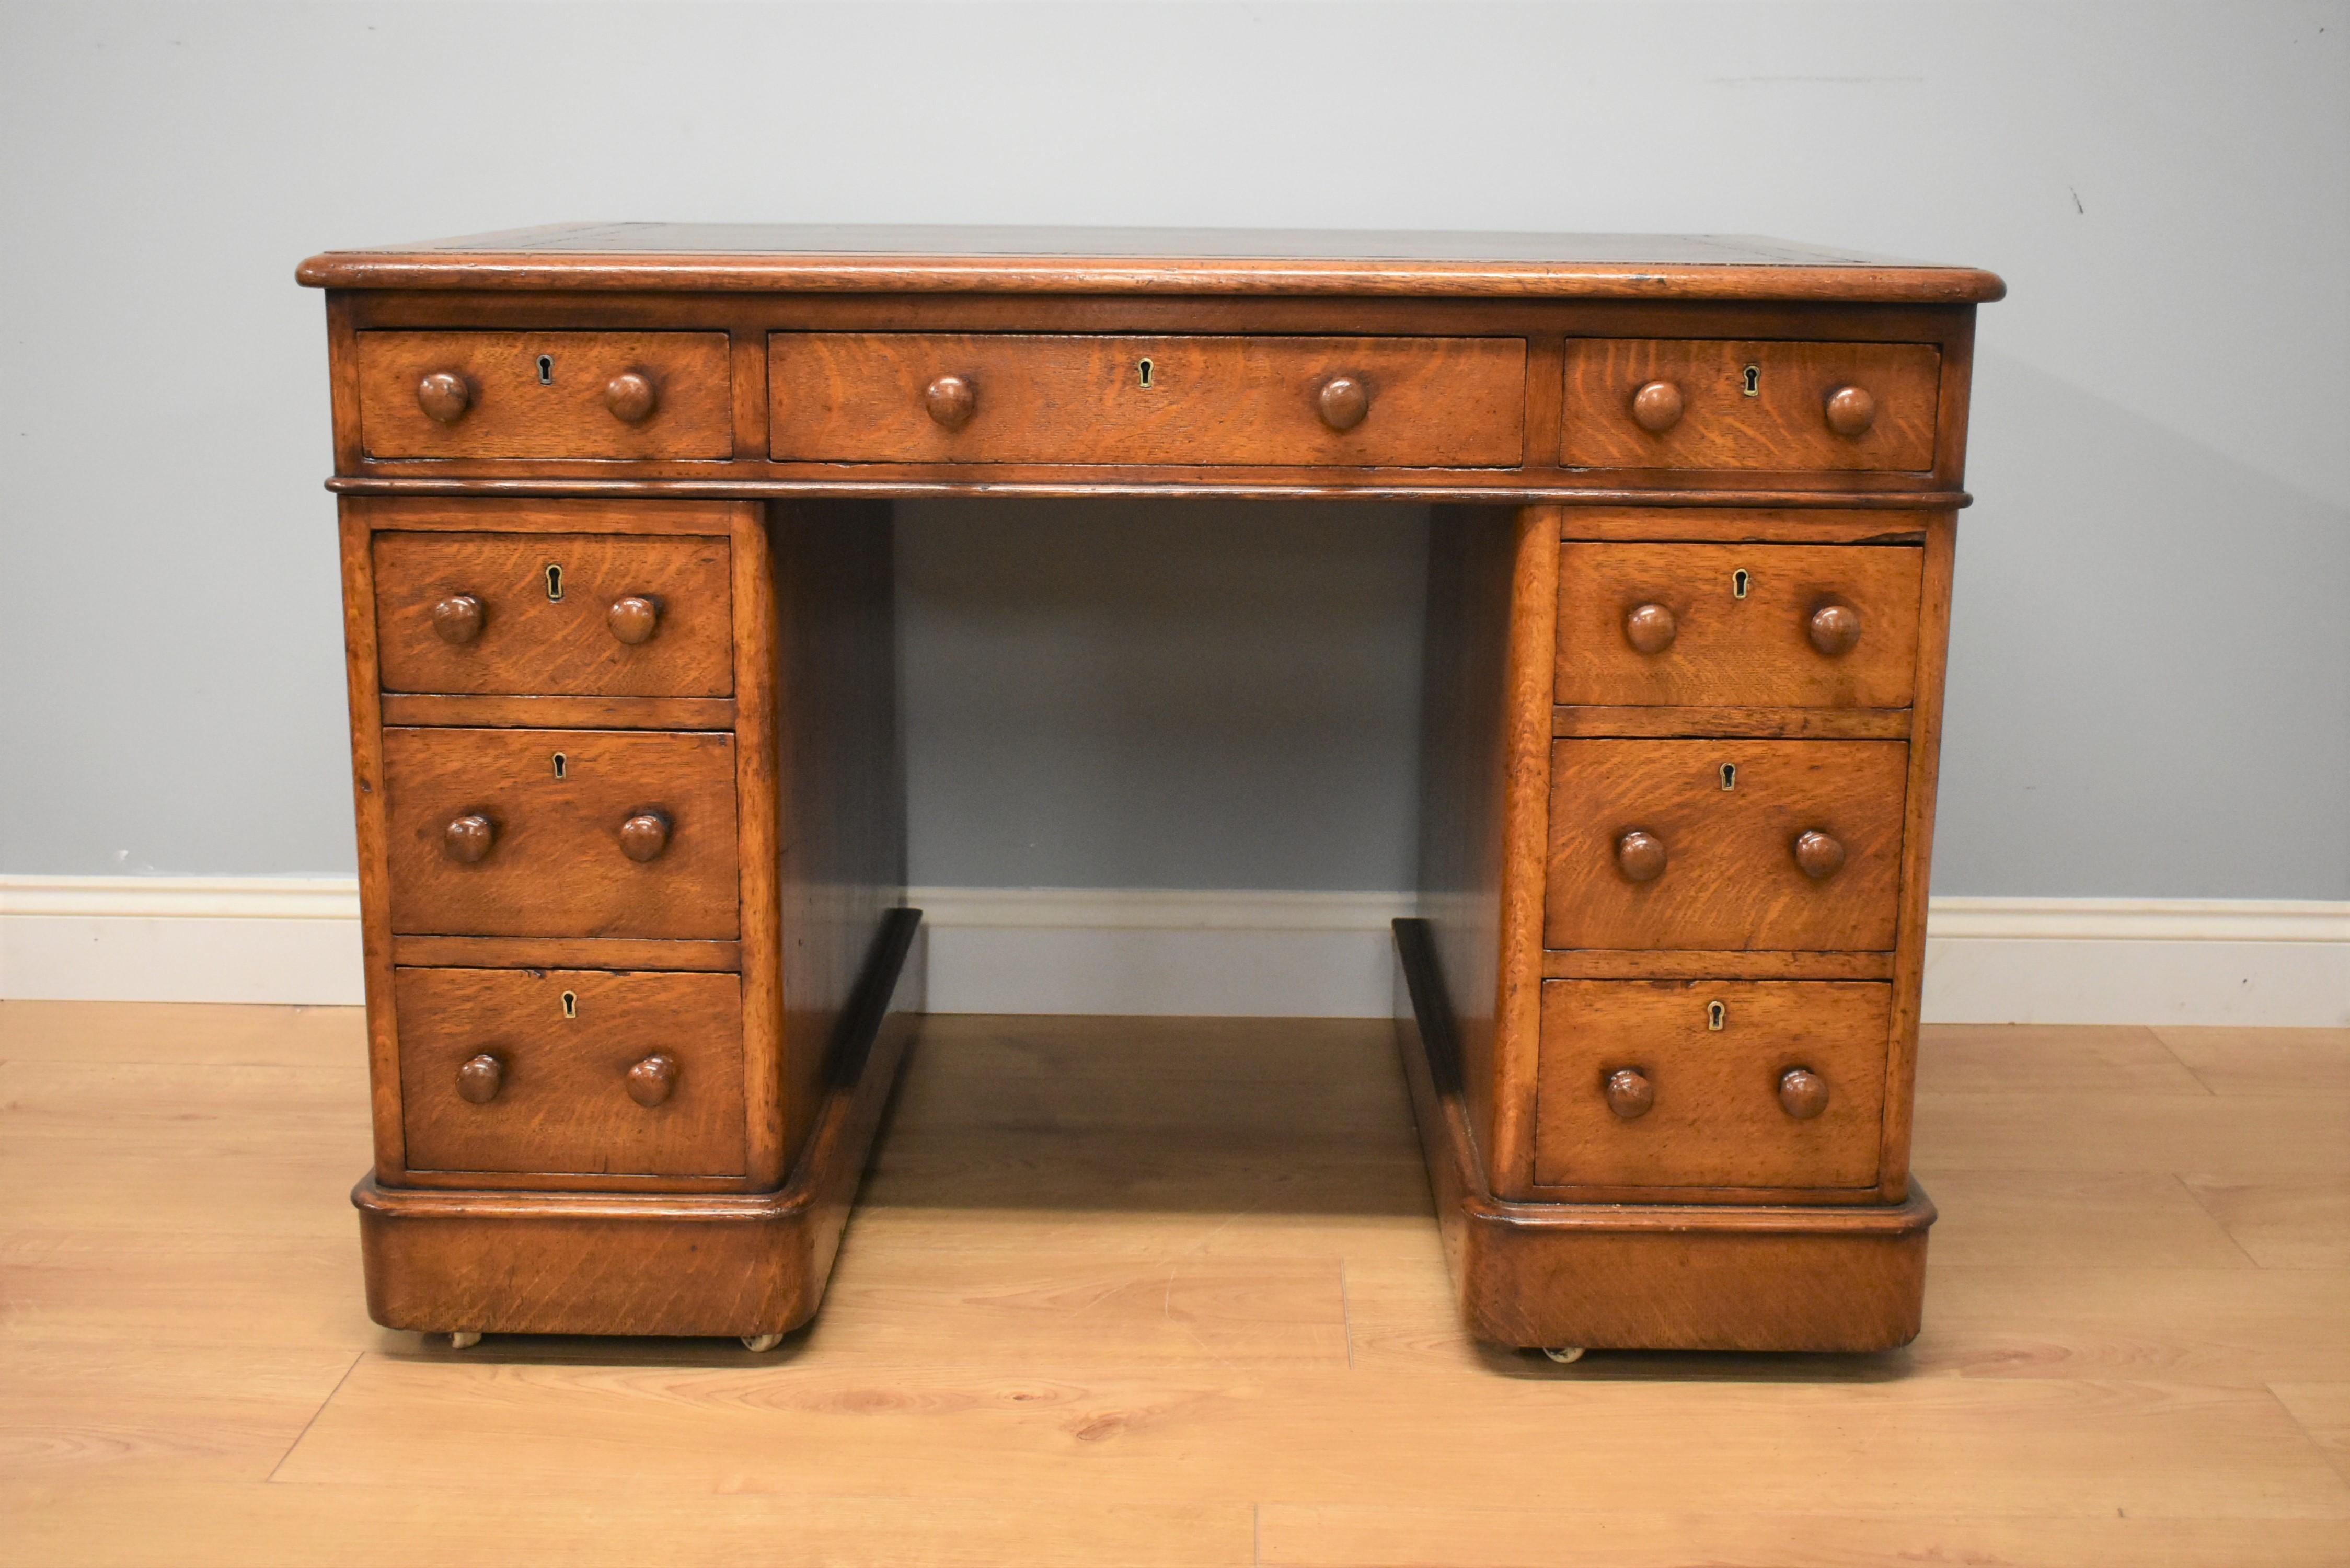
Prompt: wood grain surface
<box><xmin>373</xmin><ymin>530</ymin><xmax>733</xmax><ymax>697</ymax></box>
<box><xmin>394</xmin><ymin>967</ymin><xmax>744</xmax><ymax>1181</ymax></box>
<box><xmin>1545</xmin><ymin>737</ymin><xmax>1909</xmax><ymax>951</ymax></box>
<box><xmin>355</xmin><ymin>330</ymin><xmax>732</xmax><ymax>459</ymax></box>
<box><xmin>768</xmin><ymin>333</ymin><xmax>1526</xmax><ymax>466</ymax></box>
<box><xmin>1555</xmin><ymin>540</ymin><xmax>1923</xmax><ymax>707</ymax></box>
<box><xmin>1560</xmin><ymin>339</ymin><xmax>1940</xmax><ymax>471</ymax></box>
<box><xmin>381</xmin><ymin>727</ymin><xmax>739</xmax><ymax>940</ymax></box>
<box><xmin>1533</xmin><ymin>978</ymin><xmax>1891</xmax><ymax>1191</ymax></box>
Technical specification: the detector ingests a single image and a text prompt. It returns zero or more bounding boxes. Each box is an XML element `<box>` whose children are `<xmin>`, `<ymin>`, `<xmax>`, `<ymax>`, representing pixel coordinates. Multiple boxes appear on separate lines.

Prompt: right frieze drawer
<box><xmin>1556</xmin><ymin>541</ymin><xmax>1923</xmax><ymax>709</ymax></box>
<box><xmin>1546</xmin><ymin>739</ymin><xmax>1908</xmax><ymax>951</ymax></box>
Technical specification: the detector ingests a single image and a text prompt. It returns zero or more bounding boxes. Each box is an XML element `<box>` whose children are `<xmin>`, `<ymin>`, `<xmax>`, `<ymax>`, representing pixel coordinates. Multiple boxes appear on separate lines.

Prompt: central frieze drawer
<box><xmin>382</xmin><ymin>727</ymin><xmax>740</xmax><ymax>939</ymax></box>
<box><xmin>396</xmin><ymin>966</ymin><xmax>746</xmax><ymax>1180</ymax></box>
<box><xmin>767</xmin><ymin>333</ymin><xmax>1527</xmax><ymax>467</ymax></box>
<box><xmin>1546</xmin><ymin>739</ymin><xmax>1908</xmax><ymax>952</ymax></box>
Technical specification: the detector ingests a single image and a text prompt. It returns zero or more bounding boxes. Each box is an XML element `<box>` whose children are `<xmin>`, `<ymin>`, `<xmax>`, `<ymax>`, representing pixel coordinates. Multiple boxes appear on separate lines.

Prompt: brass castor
<box><xmin>1541</xmin><ymin>1346</ymin><xmax>1585</xmax><ymax>1365</ymax></box>
<box><xmin>741</xmin><ymin>1333</ymin><xmax>784</xmax><ymax>1353</ymax></box>
<box><xmin>447</xmin><ymin>1331</ymin><xmax>482</xmax><ymax>1350</ymax></box>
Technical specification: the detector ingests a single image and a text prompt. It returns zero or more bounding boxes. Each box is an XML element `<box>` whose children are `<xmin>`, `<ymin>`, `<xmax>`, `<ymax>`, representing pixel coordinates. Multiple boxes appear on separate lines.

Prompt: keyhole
<box><xmin>1707</xmin><ymin>1000</ymin><xmax>1727</xmax><ymax>1031</ymax></box>
<box><xmin>1741</xmin><ymin>364</ymin><xmax>1761</xmax><ymax>398</ymax></box>
<box><xmin>1720</xmin><ymin>762</ymin><xmax>1737</xmax><ymax>791</ymax></box>
<box><xmin>551</xmin><ymin>752</ymin><xmax>567</xmax><ymax>780</ymax></box>
<box><xmin>544</xmin><ymin>563</ymin><xmax>564</xmax><ymax>602</ymax></box>
<box><xmin>1732</xmin><ymin>569</ymin><xmax>1750</xmax><ymax>599</ymax></box>
<box><xmin>1138</xmin><ymin>357</ymin><xmax>1155</xmax><ymax>389</ymax></box>
<box><xmin>537</xmin><ymin>354</ymin><xmax>555</xmax><ymax>385</ymax></box>
<box><xmin>560</xmin><ymin>990</ymin><xmax>578</xmax><ymax>1020</ymax></box>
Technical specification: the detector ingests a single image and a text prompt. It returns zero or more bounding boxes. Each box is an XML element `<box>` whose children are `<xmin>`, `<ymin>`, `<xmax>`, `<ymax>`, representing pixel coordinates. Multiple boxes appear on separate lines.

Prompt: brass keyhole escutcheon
<box><xmin>552</xmin><ymin>752</ymin><xmax>567</xmax><ymax>780</ymax></box>
<box><xmin>1741</xmin><ymin>363</ymin><xmax>1761</xmax><ymax>397</ymax></box>
<box><xmin>1138</xmin><ymin>357</ymin><xmax>1154</xmax><ymax>389</ymax></box>
<box><xmin>1708</xmin><ymin>1000</ymin><xmax>1727</xmax><ymax>1031</ymax></box>
<box><xmin>544</xmin><ymin>563</ymin><xmax>565</xmax><ymax>602</ymax></box>
<box><xmin>1720</xmin><ymin>762</ymin><xmax>1737</xmax><ymax>791</ymax></box>
<box><xmin>560</xmin><ymin>990</ymin><xmax>578</xmax><ymax>1020</ymax></box>
<box><xmin>1732</xmin><ymin>568</ymin><xmax>1750</xmax><ymax>599</ymax></box>
<box><xmin>536</xmin><ymin>354</ymin><xmax>555</xmax><ymax>385</ymax></box>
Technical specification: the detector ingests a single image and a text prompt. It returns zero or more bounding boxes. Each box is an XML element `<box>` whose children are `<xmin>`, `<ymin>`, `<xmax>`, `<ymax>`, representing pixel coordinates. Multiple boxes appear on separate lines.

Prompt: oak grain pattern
<box><xmin>381</xmin><ymin>727</ymin><xmax>739</xmax><ymax>940</ymax></box>
<box><xmin>768</xmin><ymin>333</ymin><xmax>1526</xmax><ymax>466</ymax></box>
<box><xmin>373</xmin><ymin>531</ymin><xmax>733</xmax><ymax>697</ymax></box>
<box><xmin>388</xmin><ymin>936</ymin><xmax>742</xmax><ymax>973</ymax></box>
<box><xmin>1545</xmin><ymin>738</ymin><xmax>1909</xmax><ymax>951</ymax></box>
<box><xmin>1561</xmin><ymin>339</ymin><xmax>1939</xmax><ymax>471</ymax></box>
<box><xmin>394</xmin><ymin>967</ymin><xmax>745</xmax><ymax>1180</ymax></box>
<box><xmin>1555</xmin><ymin>541</ymin><xmax>1923</xmax><ymax>708</ymax></box>
<box><xmin>1533</xmin><ymin>978</ymin><xmax>1892</xmax><ymax>1191</ymax></box>
<box><xmin>379</xmin><ymin>694</ymin><xmax>737</xmax><ymax>730</ymax></box>
<box><xmin>355</xmin><ymin>330</ymin><xmax>733</xmax><ymax>459</ymax></box>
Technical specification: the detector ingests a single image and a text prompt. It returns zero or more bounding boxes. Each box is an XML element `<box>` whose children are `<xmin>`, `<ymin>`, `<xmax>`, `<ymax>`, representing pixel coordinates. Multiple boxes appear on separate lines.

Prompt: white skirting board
<box><xmin>1</xmin><ymin>877</ymin><xmax>2344</xmax><ymax>1025</ymax></box>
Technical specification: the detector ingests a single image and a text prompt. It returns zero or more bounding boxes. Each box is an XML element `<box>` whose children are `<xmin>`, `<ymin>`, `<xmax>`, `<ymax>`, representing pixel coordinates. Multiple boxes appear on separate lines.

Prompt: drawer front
<box><xmin>356</xmin><ymin>331</ymin><xmax>733</xmax><ymax>459</ymax></box>
<box><xmin>1534</xmin><ymin>979</ymin><xmax>1889</xmax><ymax>1190</ymax></box>
<box><xmin>768</xmin><ymin>333</ymin><xmax>1527</xmax><ymax>467</ymax></box>
<box><xmin>1560</xmin><ymin>340</ymin><xmax>1939</xmax><ymax>471</ymax></box>
<box><xmin>383</xmin><ymin>728</ymin><xmax>739</xmax><ymax>939</ymax></box>
<box><xmin>397</xmin><ymin>966</ymin><xmax>745</xmax><ymax>1178</ymax></box>
<box><xmin>374</xmin><ymin>531</ymin><xmax>734</xmax><ymax>697</ymax></box>
<box><xmin>1556</xmin><ymin>541</ymin><xmax>1922</xmax><ymax>708</ymax></box>
<box><xmin>1546</xmin><ymin>739</ymin><xmax>1907</xmax><ymax>951</ymax></box>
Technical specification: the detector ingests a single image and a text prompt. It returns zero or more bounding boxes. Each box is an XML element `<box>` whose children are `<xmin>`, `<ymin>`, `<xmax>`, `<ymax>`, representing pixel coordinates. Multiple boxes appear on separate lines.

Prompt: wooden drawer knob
<box><xmin>925</xmin><ymin>374</ymin><xmax>978</xmax><ymax>431</ymax></box>
<box><xmin>1316</xmin><ymin>375</ymin><xmax>1371</xmax><ymax>432</ymax></box>
<box><xmin>1630</xmin><ymin>380</ymin><xmax>1684</xmax><ymax>432</ymax></box>
<box><xmin>1778</xmin><ymin>1067</ymin><xmax>1829</xmax><ymax>1120</ymax></box>
<box><xmin>1623</xmin><ymin>602</ymin><xmax>1677</xmax><ymax>654</ymax></box>
<box><xmin>1603</xmin><ymin>1067</ymin><xmax>1654</xmax><ymax>1119</ymax></box>
<box><xmin>617</xmin><ymin>809</ymin><xmax>672</xmax><ymax>862</ymax></box>
<box><xmin>1793</xmin><ymin>829</ymin><xmax>1846</xmax><ymax>880</ymax></box>
<box><xmin>442</xmin><ymin>813</ymin><xmax>495</xmax><ymax>864</ymax></box>
<box><xmin>626</xmin><ymin>1053</ymin><xmax>678</xmax><ymax>1108</ymax></box>
<box><xmin>455</xmin><ymin>1053</ymin><xmax>504</xmax><ymax>1104</ymax></box>
<box><xmin>431</xmin><ymin>594</ymin><xmax>484</xmax><ymax>645</ymax></box>
<box><xmin>1807</xmin><ymin>602</ymin><xmax>1863</xmax><ymax>656</ymax></box>
<box><xmin>416</xmin><ymin>371</ymin><xmax>471</xmax><ymax>423</ymax></box>
<box><xmin>603</xmin><ymin>371</ymin><xmax>658</xmax><ymax>424</ymax></box>
<box><xmin>606</xmin><ymin>595</ymin><xmax>660</xmax><ymax>645</ymax></box>
<box><xmin>1615</xmin><ymin>829</ymin><xmax>1668</xmax><ymax>883</ymax></box>
<box><xmin>1824</xmin><ymin>384</ymin><xmax>1876</xmax><ymax>437</ymax></box>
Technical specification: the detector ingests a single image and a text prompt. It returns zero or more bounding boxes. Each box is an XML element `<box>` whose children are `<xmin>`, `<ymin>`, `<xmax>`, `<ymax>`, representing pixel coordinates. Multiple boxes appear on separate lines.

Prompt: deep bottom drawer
<box><xmin>1534</xmin><ymin>978</ymin><xmax>1889</xmax><ymax>1193</ymax></box>
<box><xmin>397</xmin><ymin>966</ymin><xmax>745</xmax><ymax>1180</ymax></box>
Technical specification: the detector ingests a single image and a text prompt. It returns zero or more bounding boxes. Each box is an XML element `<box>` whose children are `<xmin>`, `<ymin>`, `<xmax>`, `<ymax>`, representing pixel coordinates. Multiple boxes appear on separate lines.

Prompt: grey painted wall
<box><xmin>2</xmin><ymin>2</ymin><xmax>2343</xmax><ymax>898</ymax></box>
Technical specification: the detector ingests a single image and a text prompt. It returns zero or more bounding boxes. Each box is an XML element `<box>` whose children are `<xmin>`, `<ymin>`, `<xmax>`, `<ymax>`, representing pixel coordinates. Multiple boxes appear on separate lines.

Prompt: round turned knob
<box><xmin>1824</xmin><ymin>384</ymin><xmax>1876</xmax><ymax>437</ymax></box>
<box><xmin>455</xmin><ymin>1053</ymin><xmax>504</xmax><ymax>1105</ymax></box>
<box><xmin>1615</xmin><ymin>829</ymin><xmax>1668</xmax><ymax>883</ymax></box>
<box><xmin>617</xmin><ymin>810</ymin><xmax>672</xmax><ymax>862</ymax></box>
<box><xmin>1629</xmin><ymin>380</ymin><xmax>1685</xmax><ymax>433</ymax></box>
<box><xmin>603</xmin><ymin>371</ymin><xmax>658</xmax><ymax>425</ymax></box>
<box><xmin>1603</xmin><ymin>1067</ymin><xmax>1655</xmax><ymax>1119</ymax></box>
<box><xmin>1623</xmin><ymin>602</ymin><xmax>1677</xmax><ymax>655</ymax></box>
<box><xmin>431</xmin><ymin>594</ymin><xmax>484</xmax><ymax>645</ymax></box>
<box><xmin>1807</xmin><ymin>602</ymin><xmax>1863</xmax><ymax>657</ymax></box>
<box><xmin>625</xmin><ymin>1053</ymin><xmax>678</xmax><ymax>1108</ymax></box>
<box><xmin>416</xmin><ymin>372</ymin><xmax>471</xmax><ymax>423</ymax></box>
<box><xmin>1778</xmin><ymin>1067</ymin><xmax>1830</xmax><ymax>1120</ymax></box>
<box><xmin>924</xmin><ymin>374</ymin><xmax>978</xmax><ymax>431</ymax></box>
<box><xmin>1793</xmin><ymin>829</ymin><xmax>1847</xmax><ymax>881</ymax></box>
<box><xmin>606</xmin><ymin>595</ymin><xmax>660</xmax><ymax>645</ymax></box>
<box><xmin>442</xmin><ymin>813</ymin><xmax>495</xmax><ymax>864</ymax></box>
<box><xmin>1316</xmin><ymin>375</ymin><xmax>1371</xmax><ymax>432</ymax></box>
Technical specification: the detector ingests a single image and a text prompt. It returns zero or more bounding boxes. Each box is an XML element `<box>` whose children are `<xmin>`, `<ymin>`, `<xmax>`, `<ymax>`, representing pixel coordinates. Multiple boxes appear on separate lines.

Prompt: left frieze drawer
<box><xmin>355</xmin><ymin>330</ymin><xmax>733</xmax><ymax>459</ymax></box>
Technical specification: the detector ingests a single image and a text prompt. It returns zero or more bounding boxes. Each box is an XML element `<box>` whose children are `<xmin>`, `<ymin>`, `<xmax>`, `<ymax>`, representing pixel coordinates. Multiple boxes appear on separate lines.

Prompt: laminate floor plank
<box><xmin>2153</xmin><ymin>1025</ymin><xmax>2350</xmax><ymax>1096</ymax></box>
<box><xmin>0</xmin><ymin>1000</ymin><xmax>365</xmax><ymax>1067</ymax></box>
<box><xmin>2271</xmin><ymin>1383</ymin><xmax>2350</xmax><ymax>1482</ymax></box>
<box><xmin>1915</xmin><ymin>1023</ymin><xmax>2209</xmax><ymax>1095</ymax></box>
<box><xmin>2181</xmin><ymin>1175</ymin><xmax>2350</xmax><ymax>1269</ymax></box>
<box><xmin>1911</xmin><ymin>1092</ymin><xmax>2350</xmax><ymax>1174</ymax></box>
<box><xmin>1914</xmin><ymin>1169</ymin><xmax>2256</xmax><ymax>1268</ymax></box>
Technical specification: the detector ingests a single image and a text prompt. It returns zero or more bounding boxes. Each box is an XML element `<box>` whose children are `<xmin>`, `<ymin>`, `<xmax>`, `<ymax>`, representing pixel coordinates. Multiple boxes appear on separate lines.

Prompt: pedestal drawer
<box><xmin>374</xmin><ymin>531</ymin><xmax>734</xmax><ymax>697</ymax></box>
<box><xmin>1546</xmin><ymin>739</ymin><xmax>1907</xmax><ymax>951</ymax></box>
<box><xmin>356</xmin><ymin>330</ymin><xmax>733</xmax><ymax>460</ymax></box>
<box><xmin>1556</xmin><ymin>541</ymin><xmax>1922</xmax><ymax>709</ymax></box>
<box><xmin>382</xmin><ymin>727</ymin><xmax>740</xmax><ymax>939</ymax></box>
<box><xmin>397</xmin><ymin>966</ymin><xmax>745</xmax><ymax>1179</ymax></box>
<box><xmin>1535</xmin><ymin>979</ymin><xmax>1889</xmax><ymax>1192</ymax></box>
<box><xmin>1561</xmin><ymin>339</ymin><xmax>1939</xmax><ymax>471</ymax></box>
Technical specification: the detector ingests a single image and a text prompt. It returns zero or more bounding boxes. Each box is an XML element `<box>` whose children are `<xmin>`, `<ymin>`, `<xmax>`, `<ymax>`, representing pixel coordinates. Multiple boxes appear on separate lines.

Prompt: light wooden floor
<box><xmin>4</xmin><ymin>1002</ymin><xmax>2347</xmax><ymax>1565</ymax></box>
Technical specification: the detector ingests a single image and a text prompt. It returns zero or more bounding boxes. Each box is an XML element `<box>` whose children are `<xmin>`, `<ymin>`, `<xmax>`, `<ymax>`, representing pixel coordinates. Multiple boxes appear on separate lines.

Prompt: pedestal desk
<box><xmin>299</xmin><ymin>226</ymin><xmax>2002</xmax><ymax>1355</ymax></box>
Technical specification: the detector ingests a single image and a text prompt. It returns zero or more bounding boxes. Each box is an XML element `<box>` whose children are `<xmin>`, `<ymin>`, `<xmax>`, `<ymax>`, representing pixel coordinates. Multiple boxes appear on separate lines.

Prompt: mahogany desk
<box><xmin>299</xmin><ymin>226</ymin><xmax>2001</xmax><ymax>1356</ymax></box>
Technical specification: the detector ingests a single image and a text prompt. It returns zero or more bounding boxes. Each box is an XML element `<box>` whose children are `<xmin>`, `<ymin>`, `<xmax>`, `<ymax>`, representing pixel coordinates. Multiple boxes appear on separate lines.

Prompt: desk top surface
<box><xmin>299</xmin><ymin>223</ymin><xmax>2003</xmax><ymax>302</ymax></box>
